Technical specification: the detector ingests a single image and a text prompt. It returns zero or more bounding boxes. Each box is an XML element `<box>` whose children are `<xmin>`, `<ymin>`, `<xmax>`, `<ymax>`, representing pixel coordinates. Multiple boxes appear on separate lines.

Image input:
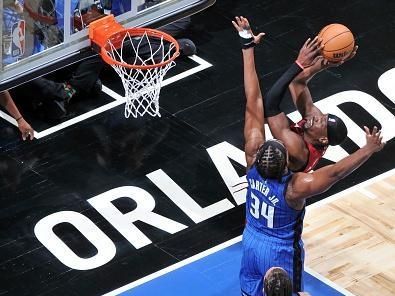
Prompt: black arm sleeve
<box><xmin>264</xmin><ymin>62</ymin><xmax>303</xmax><ymax>117</ymax></box>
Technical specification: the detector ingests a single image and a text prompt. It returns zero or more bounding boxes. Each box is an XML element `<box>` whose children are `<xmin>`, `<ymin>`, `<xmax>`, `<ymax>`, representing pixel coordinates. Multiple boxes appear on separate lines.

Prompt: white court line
<box><xmin>304</xmin><ymin>266</ymin><xmax>356</xmax><ymax>296</ymax></box>
<box><xmin>103</xmin><ymin>169</ymin><xmax>395</xmax><ymax>295</ymax></box>
<box><xmin>358</xmin><ymin>188</ymin><xmax>377</xmax><ymax>200</ymax></box>
<box><xmin>378</xmin><ymin>68</ymin><xmax>395</xmax><ymax>104</ymax></box>
<box><xmin>162</xmin><ymin>55</ymin><xmax>212</xmax><ymax>87</ymax></box>
<box><xmin>35</xmin><ymin>97</ymin><xmax>124</xmax><ymax>138</ymax></box>
<box><xmin>0</xmin><ymin>110</ymin><xmax>19</xmax><ymax>127</ymax></box>
<box><xmin>0</xmin><ymin>55</ymin><xmax>213</xmax><ymax>139</ymax></box>
<box><xmin>101</xmin><ymin>84</ymin><xmax>126</xmax><ymax>102</ymax></box>
<box><xmin>380</xmin><ymin>180</ymin><xmax>395</xmax><ymax>190</ymax></box>
<box><xmin>102</xmin><ymin>236</ymin><xmax>243</xmax><ymax>296</ymax></box>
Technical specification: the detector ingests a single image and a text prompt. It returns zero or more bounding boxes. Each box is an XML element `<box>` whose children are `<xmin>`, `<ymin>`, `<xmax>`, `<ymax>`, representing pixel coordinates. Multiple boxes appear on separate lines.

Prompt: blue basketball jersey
<box><xmin>240</xmin><ymin>165</ymin><xmax>306</xmax><ymax>296</ymax></box>
<box><xmin>245</xmin><ymin>165</ymin><xmax>304</xmax><ymax>241</ymax></box>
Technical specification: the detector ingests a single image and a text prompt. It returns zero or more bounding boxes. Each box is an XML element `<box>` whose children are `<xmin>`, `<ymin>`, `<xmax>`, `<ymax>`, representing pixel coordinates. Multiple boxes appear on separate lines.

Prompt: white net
<box><xmin>104</xmin><ymin>30</ymin><xmax>177</xmax><ymax>118</ymax></box>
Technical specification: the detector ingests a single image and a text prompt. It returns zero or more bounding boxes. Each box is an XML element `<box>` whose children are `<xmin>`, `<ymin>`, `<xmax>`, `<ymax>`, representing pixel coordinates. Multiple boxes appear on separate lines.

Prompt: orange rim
<box><xmin>99</xmin><ymin>27</ymin><xmax>180</xmax><ymax>70</ymax></box>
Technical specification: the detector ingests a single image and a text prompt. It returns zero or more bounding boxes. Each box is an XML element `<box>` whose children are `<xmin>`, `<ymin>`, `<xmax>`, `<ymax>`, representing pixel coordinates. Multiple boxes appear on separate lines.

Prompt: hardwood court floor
<box><xmin>304</xmin><ymin>170</ymin><xmax>395</xmax><ymax>296</ymax></box>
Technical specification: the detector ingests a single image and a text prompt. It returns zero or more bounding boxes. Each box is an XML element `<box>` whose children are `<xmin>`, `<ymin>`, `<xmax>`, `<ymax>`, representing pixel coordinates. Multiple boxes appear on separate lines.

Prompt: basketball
<box><xmin>318</xmin><ymin>23</ymin><xmax>354</xmax><ymax>62</ymax></box>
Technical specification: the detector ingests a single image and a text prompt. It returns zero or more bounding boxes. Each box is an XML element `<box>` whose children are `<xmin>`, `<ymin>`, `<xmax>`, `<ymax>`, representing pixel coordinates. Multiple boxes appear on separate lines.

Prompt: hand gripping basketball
<box><xmin>322</xmin><ymin>45</ymin><xmax>359</xmax><ymax>68</ymax></box>
<box><xmin>318</xmin><ymin>23</ymin><xmax>355</xmax><ymax>62</ymax></box>
<box><xmin>295</xmin><ymin>36</ymin><xmax>323</xmax><ymax>69</ymax></box>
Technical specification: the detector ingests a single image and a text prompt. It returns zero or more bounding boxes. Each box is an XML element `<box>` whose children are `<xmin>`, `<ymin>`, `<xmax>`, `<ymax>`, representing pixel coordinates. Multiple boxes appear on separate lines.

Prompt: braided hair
<box><xmin>254</xmin><ymin>140</ymin><xmax>288</xmax><ymax>180</ymax></box>
<box><xmin>263</xmin><ymin>267</ymin><xmax>292</xmax><ymax>296</ymax></box>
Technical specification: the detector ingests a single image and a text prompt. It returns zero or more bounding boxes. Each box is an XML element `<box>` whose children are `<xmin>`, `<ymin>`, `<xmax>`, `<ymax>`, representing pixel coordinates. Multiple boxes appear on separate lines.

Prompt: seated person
<box><xmin>20</xmin><ymin>0</ymin><xmax>104</xmax><ymax>119</ymax></box>
<box><xmin>0</xmin><ymin>91</ymin><xmax>34</xmax><ymax>140</ymax></box>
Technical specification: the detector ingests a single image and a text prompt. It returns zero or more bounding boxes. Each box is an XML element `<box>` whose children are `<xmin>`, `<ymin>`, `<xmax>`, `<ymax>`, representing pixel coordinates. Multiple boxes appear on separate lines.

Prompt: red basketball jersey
<box><xmin>290</xmin><ymin>119</ymin><xmax>327</xmax><ymax>172</ymax></box>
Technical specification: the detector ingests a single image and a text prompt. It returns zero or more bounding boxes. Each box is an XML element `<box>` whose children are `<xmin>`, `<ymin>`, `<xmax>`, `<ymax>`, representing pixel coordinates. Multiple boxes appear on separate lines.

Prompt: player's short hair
<box><xmin>255</xmin><ymin>139</ymin><xmax>287</xmax><ymax>180</ymax></box>
<box><xmin>327</xmin><ymin>114</ymin><xmax>348</xmax><ymax>146</ymax></box>
<box><xmin>263</xmin><ymin>267</ymin><xmax>292</xmax><ymax>296</ymax></box>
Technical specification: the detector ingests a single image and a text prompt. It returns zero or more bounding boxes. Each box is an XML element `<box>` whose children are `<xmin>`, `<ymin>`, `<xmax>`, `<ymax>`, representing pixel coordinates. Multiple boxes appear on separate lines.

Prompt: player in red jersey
<box><xmin>264</xmin><ymin>37</ymin><xmax>358</xmax><ymax>172</ymax></box>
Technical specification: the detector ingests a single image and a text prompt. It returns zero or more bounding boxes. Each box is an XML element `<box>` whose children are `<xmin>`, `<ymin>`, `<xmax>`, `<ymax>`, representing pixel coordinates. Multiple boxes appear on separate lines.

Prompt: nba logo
<box><xmin>11</xmin><ymin>20</ymin><xmax>25</xmax><ymax>57</ymax></box>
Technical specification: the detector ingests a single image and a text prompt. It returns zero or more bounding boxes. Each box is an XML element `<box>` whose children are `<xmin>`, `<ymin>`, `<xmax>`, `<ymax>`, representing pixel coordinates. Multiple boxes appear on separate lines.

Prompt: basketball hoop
<box><xmin>89</xmin><ymin>15</ymin><xmax>180</xmax><ymax>118</ymax></box>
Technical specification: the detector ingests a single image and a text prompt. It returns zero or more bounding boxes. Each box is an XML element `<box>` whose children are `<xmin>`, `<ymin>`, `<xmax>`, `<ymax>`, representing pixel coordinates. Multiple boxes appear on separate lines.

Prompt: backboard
<box><xmin>0</xmin><ymin>0</ymin><xmax>215</xmax><ymax>91</ymax></box>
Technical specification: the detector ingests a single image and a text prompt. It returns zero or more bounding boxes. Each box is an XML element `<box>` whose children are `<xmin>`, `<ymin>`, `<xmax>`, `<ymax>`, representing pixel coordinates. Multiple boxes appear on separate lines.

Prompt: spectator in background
<box><xmin>2</xmin><ymin>0</ymin><xmax>25</xmax><ymax>65</ymax></box>
<box><xmin>18</xmin><ymin>0</ymin><xmax>104</xmax><ymax>119</ymax></box>
<box><xmin>30</xmin><ymin>0</ymin><xmax>196</xmax><ymax>119</ymax></box>
<box><xmin>2</xmin><ymin>0</ymin><xmax>46</xmax><ymax>65</ymax></box>
<box><xmin>12</xmin><ymin>0</ymin><xmax>196</xmax><ymax>121</ymax></box>
<box><xmin>109</xmin><ymin>0</ymin><xmax>197</xmax><ymax>57</ymax></box>
<box><xmin>0</xmin><ymin>91</ymin><xmax>34</xmax><ymax>140</ymax></box>
<box><xmin>23</xmin><ymin>0</ymin><xmax>62</xmax><ymax>51</ymax></box>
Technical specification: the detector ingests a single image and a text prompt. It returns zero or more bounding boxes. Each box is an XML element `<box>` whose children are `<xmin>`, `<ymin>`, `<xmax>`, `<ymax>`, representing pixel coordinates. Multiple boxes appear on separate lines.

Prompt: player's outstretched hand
<box><xmin>363</xmin><ymin>126</ymin><xmax>385</xmax><ymax>153</ymax></box>
<box><xmin>296</xmin><ymin>36</ymin><xmax>323</xmax><ymax>68</ymax></box>
<box><xmin>232</xmin><ymin>16</ymin><xmax>265</xmax><ymax>46</ymax></box>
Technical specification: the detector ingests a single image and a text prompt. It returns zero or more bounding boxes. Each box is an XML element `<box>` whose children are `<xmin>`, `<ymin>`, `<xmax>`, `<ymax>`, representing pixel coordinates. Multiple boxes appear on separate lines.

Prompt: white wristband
<box><xmin>239</xmin><ymin>30</ymin><xmax>253</xmax><ymax>39</ymax></box>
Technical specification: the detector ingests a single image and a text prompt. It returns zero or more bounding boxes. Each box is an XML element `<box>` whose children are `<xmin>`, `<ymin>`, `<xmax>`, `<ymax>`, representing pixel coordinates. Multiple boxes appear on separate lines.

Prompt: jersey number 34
<box><xmin>250</xmin><ymin>193</ymin><xmax>275</xmax><ymax>228</ymax></box>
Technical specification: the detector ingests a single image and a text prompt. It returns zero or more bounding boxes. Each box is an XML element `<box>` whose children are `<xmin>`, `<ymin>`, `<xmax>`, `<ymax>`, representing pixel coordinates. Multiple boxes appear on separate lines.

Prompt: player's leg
<box><xmin>67</xmin><ymin>56</ymin><xmax>104</xmax><ymax>95</ymax></box>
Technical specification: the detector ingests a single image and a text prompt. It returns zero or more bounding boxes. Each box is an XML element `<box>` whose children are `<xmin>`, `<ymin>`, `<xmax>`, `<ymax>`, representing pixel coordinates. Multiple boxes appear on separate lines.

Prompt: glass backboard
<box><xmin>0</xmin><ymin>0</ymin><xmax>215</xmax><ymax>91</ymax></box>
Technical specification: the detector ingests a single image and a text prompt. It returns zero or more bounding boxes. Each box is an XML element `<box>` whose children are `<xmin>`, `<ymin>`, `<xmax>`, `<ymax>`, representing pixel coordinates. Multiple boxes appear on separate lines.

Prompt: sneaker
<box><xmin>62</xmin><ymin>83</ymin><xmax>77</xmax><ymax>103</ymax></box>
<box><xmin>48</xmin><ymin>83</ymin><xmax>74</xmax><ymax>120</ymax></box>
<box><xmin>177</xmin><ymin>38</ymin><xmax>197</xmax><ymax>57</ymax></box>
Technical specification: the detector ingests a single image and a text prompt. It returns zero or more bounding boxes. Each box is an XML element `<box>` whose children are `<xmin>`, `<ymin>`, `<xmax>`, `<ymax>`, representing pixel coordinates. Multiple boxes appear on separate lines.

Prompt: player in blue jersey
<box><xmin>233</xmin><ymin>16</ymin><xmax>386</xmax><ymax>296</ymax></box>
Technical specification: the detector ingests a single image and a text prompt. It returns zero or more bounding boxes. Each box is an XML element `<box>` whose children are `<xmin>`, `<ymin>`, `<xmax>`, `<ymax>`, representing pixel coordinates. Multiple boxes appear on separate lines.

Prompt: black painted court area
<box><xmin>1</xmin><ymin>1</ymin><xmax>395</xmax><ymax>295</ymax></box>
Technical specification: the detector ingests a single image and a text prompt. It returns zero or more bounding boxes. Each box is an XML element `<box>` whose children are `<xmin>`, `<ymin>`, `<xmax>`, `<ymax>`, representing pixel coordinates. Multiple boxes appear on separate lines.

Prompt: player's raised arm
<box><xmin>289</xmin><ymin>43</ymin><xmax>358</xmax><ymax>118</ymax></box>
<box><xmin>232</xmin><ymin>16</ymin><xmax>266</xmax><ymax>169</ymax></box>
<box><xmin>288</xmin><ymin>57</ymin><xmax>324</xmax><ymax>118</ymax></box>
<box><xmin>289</xmin><ymin>24</ymin><xmax>358</xmax><ymax>118</ymax></box>
<box><xmin>264</xmin><ymin>37</ymin><xmax>322</xmax><ymax>163</ymax></box>
<box><xmin>287</xmin><ymin>35</ymin><xmax>325</xmax><ymax>118</ymax></box>
<box><xmin>287</xmin><ymin>126</ymin><xmax>385</xmax><ymax>201</ymax></box>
